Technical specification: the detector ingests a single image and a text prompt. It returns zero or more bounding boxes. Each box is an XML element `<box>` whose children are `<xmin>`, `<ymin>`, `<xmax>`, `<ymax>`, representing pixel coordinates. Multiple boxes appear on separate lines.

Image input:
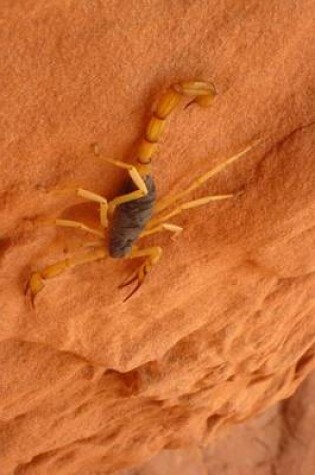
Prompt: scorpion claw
<box><xmin>119</xmin><ymin>274</ymin><xmax>143</xmax><ymax>302</ymax></box>
<box><xmin>25</xmin><ymin>272</ymin><xmax>44</xmax><ymax>307</ymax></box>
<box><xmin>119</xmin><ymin>263</ymin><xmax>150</xmax><ymax>301</ymax></box>
<box><xmin>118</xmin><ymin>264</ymin><xmax>141</xmax><ymax>287</ymax></box>
<box><xmin>118</xmin><ymin>273</ymin><xmax>139</xmax><ymax>289</ymax></box>
<box><xmin>122</xmin><ymin>281</ymin><xmax>143</xmax><ymax>302</ymax></box>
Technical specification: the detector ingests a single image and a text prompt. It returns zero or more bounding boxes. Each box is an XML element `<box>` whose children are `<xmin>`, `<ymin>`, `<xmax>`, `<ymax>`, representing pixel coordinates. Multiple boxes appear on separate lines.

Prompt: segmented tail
<box><xmin>137</xmin><ymin>81</ymin><xmax>217</xmax><ymax>165</ymax></box>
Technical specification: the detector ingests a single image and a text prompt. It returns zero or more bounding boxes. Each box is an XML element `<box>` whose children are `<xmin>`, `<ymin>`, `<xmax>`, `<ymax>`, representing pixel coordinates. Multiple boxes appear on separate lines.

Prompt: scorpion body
<box><xmin>28</xmin><ymin>80</ymin><xmax>257</xmax><ymax>302</ymax></box>
<box><xmin>109</xmin><ymin>175</ymin><xmax>156</xmax><ymax>258</ymax></box>
<box><xmin>108</xmin><ymin>82</ymin><xmax>216</xmax><ymax>259</ymax></box>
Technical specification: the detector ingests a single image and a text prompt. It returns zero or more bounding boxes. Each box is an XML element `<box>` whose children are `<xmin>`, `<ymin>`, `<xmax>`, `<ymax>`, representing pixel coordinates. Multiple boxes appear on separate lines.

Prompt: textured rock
<box><xmin>0</xmin><ymin>0</ymin><xmax>314</xmax><ymax>474</ymax></box>
<box><xmin>120</xmin><ymin>372</ymin><xmax>315</xmax><ymax>475</ymax></box>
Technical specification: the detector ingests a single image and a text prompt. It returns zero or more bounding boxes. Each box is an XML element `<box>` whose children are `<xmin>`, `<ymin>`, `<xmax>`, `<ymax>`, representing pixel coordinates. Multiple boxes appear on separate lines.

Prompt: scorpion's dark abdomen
<box><xmin>109</xmin><ymin>175</ymin><xmax>156</xmax><ymax>258</ymax></box>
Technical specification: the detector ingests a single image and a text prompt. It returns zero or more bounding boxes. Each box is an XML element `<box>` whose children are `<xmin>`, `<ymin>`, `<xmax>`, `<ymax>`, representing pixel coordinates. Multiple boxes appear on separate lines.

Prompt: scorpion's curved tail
<box><xmin>136</xmin><ymin>81</ymin><xmax>217</xmax><ymax>165</ymax></box>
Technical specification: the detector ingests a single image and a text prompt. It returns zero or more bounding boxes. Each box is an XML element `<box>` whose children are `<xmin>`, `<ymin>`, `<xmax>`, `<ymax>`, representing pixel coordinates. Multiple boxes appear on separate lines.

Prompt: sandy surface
<box><xmin>1</xmin><ymin>0</ymin><xmax>315</xmax><ymax>474</ymax></box>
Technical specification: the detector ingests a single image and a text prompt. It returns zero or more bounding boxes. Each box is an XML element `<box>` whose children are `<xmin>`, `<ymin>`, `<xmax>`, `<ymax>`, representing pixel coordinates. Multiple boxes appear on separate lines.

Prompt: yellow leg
<box><xmin>53</xmin><ymin>144</ymin><xmax>149</xmax><ymax>226</ymax></box>
<box><xmin>137</xmin><ymin>81</ymin><xmax>217</xmax><ymax>164</ymax></box>
<box><xmin>155</xmin><ymin>141</ymin><xmax>260</xmax><ymax>214</ymax></box>
<box><xmin>140</xmin><ymin>223</ymin><xmax>183</xmax><ymax>239</ymax></box>
<box><xmin>91</xmin><ymin>143</ymin><xmax>149</xmax><ymax>214</ymax></box>
<box><xmin>77</xmin><ymin>189</ymin><xmax>109</xmax><ymax>227</ymax></box>
<box><xmin>119</xmin><ymin>246</ymin><xmax>163</xmax><ymax>301</ymax></box>
<box><xmin>148</xmin><ymin>193</ymin><xmax>235</xmax><ymax>229</ymax></box>
<box><xmin>27</xmin><ymin>247</ymin><xmax>107</xmax><ymax>302</ymax></box>
<box><xmin>54</xmin><ymin>219</ymin><xmax>105</xmax><ymax>238</ymax></box>
<box><xmin>53</xmin><ymin>186</ymin><xmax>109</xmax><ymax>227</ymax></box>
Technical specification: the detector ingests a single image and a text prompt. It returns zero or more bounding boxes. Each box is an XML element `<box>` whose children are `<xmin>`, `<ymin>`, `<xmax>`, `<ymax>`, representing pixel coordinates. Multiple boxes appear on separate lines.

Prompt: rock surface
<box><xmin>120</xmin><ymin>372</ymin><xmax>315</xmax><ymax>475</ymax></box>
<box><xmin>0</xmin><ymin>0</ymin><xmax>314</xmax><ymax>474</ymax></box>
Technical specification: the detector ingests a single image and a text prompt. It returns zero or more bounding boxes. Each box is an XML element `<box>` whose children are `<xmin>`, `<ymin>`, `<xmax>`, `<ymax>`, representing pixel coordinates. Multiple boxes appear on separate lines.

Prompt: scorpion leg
<box><xmin>42</xmin><ymin>218</ymin><xmax>105</xmax><ymax>238</ymax></box>
<box><xmin>119</xmin><ymin>246</ymin><xmax>162</xmax><ymax>301</ymax></box>
<box><xmin>140</xmin><ymin>223</ymin><xmax>183</xmax><ymax>239</ymax></box>
<box><xmin>27</xmin><ymin>247</ymin><xmax>108</xmax><ymax>302</ymax></box>
<box><xmin>53</xmin><ymin>145</ymin><xmax>149</xmax><ymax>227</ymax></box>
<box><xmin>53</xmin><ymin>187</ymin><xmax>109</xmax><ymax>227</ymax></box>
<box><xmin>92</xmin><ymin>143</ymin><xmax>149</xmax><ymax>215</ymax></box>
<box><xmin>154</xmin><ymin>141</ymin><xmax>260</xmax><ymax>215</ymax></box>
<box><xmin>140</xmin><ymin>143</ymin><xmax>258</xmax><ymax>235</ymax></box>
<box><xmin>77</xmin><ymin>189</ymin><xmax>108</xmax><ymax>227</ymax></box>
<box><xmin>148</xmin><ymin>194</ymin><xmax>234</xmax><ymax>229</ymax></box>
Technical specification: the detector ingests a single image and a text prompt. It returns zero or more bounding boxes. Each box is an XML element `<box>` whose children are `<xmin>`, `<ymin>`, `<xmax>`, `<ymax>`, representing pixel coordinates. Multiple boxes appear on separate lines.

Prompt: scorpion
<box><xmin>28</xmin><ymin>80</ymin><xmax>257</xmax><ymax>302</ymax></box>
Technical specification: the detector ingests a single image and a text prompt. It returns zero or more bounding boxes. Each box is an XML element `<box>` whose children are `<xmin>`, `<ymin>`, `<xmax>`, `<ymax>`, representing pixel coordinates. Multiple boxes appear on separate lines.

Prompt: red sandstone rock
<box><xmin>120</xmin><ymin>373</ymin><xmax>315</xmax><ymax>475</ymax></box>
<box><xmin>0</xmin><ymin>1</ymin><xmax>314</xmax><ymax>474</ymax></box>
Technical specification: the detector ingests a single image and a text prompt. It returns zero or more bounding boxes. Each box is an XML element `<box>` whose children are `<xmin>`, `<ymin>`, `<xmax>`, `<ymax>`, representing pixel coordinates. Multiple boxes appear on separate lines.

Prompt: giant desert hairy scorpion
<box><xmin>28</xmin><ymin>80</ymin><xmax>258</xmax><ymax>302</ymax></box>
